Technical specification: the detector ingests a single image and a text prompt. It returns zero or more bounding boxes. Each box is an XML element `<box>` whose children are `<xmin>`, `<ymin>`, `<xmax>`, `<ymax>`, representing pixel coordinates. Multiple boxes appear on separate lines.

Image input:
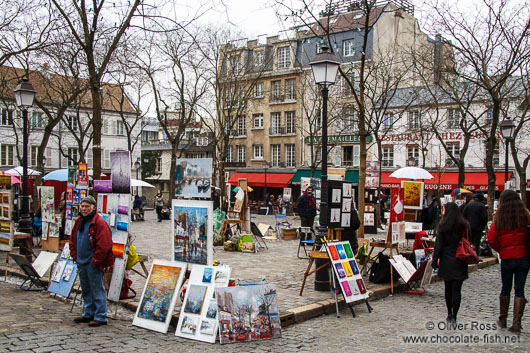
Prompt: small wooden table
<box><xmin>360</xmin><ymin>241</ymin><xmax>400</xmax><ymax>294</ymax></box>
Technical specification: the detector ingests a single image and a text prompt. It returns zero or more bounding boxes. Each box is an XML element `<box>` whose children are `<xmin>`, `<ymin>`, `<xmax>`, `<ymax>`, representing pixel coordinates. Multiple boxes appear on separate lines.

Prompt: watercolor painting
<box><xmin>200</xmin><ymin>319</ymin><xmax>216</xmax><ymax>335</ymax></box>
<box><xmin>206</xmin><ymin>299</ymin><xmax>217</xmax><ymax>319</ymax></box>
<box><xmin>181</xmin><ymin>316</ymin><xmax>198</xmax><ymax>335</ymax></box>
<box><xmin>175</xmin><ymin>158</ymin><xmax>213</xmax><ymax>198</ymax></box>
<box><xmin>111</xmin><ymin>151</ymin><xmax>131</xmax><ymax>194</ymax></box>
<box><xmin>202</xmin><ymin>267</ymin><xmax>213</xmax><ymax>283</ymax></box>
<box><xmin>183</xmin><ymin>285</ymin><xmax>207</xmax><ymax>315</ymax></box>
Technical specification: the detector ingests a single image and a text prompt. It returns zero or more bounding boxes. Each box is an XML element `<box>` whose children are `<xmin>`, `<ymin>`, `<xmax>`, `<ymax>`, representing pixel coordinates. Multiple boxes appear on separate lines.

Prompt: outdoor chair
<box><xmin>297</xmin><ymin>226</ymin><xmax>315</xmax><ymax>259</ymax></box>
<box><xmin>274</xmin><ymin>214</ymin><xmax>291</xmax><ymax>234</ymax></box>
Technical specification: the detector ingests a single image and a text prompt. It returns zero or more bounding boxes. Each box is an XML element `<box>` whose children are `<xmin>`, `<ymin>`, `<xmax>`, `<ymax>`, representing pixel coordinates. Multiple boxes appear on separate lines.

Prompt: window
<box><xmin>285</xmin><ymin>79</ymin><xmax>296</xmax><ymax>100</ymax></box>
<box><xmin>67</xmin><ymin>148</ymin><xmax>78</xmax><ymax>166</ymax></box>
<box><xmin>0</xmin><ymin>145</ymin><xmax>15</xmax><ymax>166</ymax></box>
<box><xmin>382</xmin><ymin>146</ymin><xmax>394</xmax><ymax>167</ymax></box>
<box><xmin>231</xmin><ymin>55</ymin><xmax>242</xmax><ymax>75</ymax></box>
<box><xmin>254</xmin><ymin>50</ymin><xmax>264</xmax><ymax>67</ymax></box>
<box><xmin>485</xmin><ymin>107</ymin><xmax>493</xmax><ymax>126</ymax></box>
<box><xmin>271</xmin><ymin>80</ymin><xmax>282</xmax><ymax>101</ymax></box>
<box><xmin>285</xmin><ymin>111</ymin><xmax>295</xmax><ymax>134</ymax></box>
<box><xmin>343</xmin><ymin>107</ymin><xmax>356</xmax><ymax>131</ymax></box>
<box><xmin>237</xmin><ymin>116</ymin><xmax>246</xmax><ymax>136</ymax></box>
<box><xmin>343</xmin><ymin>39</ymin><xmax>355</xmax><ymax>57</ymax></box>
<box><xmin>286</xmin><ymin>144</ymin><xmax>295</xmax><ymax>167</ymax></box>
<box><xmin>45</xmin><ymin>148</ymin><xmax>52</xmax><ymax>167</ymax></box>
<box><xmin>492</xmin><ymin>144</ymin><xmax>500</xmax><ymax>167</ymax></box>
<box><xmin>271</xmin><ymin>112</ymin><xmax>282</xmax><ymax>135</ymax></box>
<box><xmin>237</xmin><ymin>145</ymin><xmax>246</xmax><ymax>163</ymax></box>
<box><xmin>255</xmin><ymin>82</ymin><xmax>264</xmax><ymax>98</ymax></box>
<box><xmin>103</xmin><ymin>120</ymin><xmax>109</xmax><ymax>135</ymax></box>
<box><xmin>408</xmin><ymin>111</ymin><xmax>420</xmax><ymax>130</ymax></box>
<box><xmin>316</xmin><ymin>112</ymin><xmax>322</xmax><ymax>130</ymax></box>
<box><xmin>341</xmin><ymin>76</ymin><xmax>353</xmax><ymax>96</ymax></box>
<box><xmin>1</xmin><ymin>108</ymin><xmax>13</xmax><ymax>126</ymax></box>
<box><xmin>196</xmin><ymin>137</ymin><xmax>209</xmax><ymax>146</ymax></box>
<box><xmin>383</xmin><ymin>113</ymin><xmax>394</xmax><ymax>131</ymax></box>
<box><xmin>157</xmin><ymin>157</ymin><xmax>162</xmax><ymax>173</ymax></box>
<box><xmin>253</xmin><ymin>114</ymin><xmax>263</xmax><ymax>129</ymax></box>
<box><xmin>277</xmin><ymin>47</ymin><xmax>290</xmax><ymax>69</ymax></box>
<box><xmin>31</xmin><ymin>111</ymin><xmax>44</xmax><ymax>128</ymax></box>
<box><xmin>103</xmin><ymin>149</ymin><xmax>110</xmax><ymax>169</ymax></box>
<box><xmin>116</xmin><ymin>121</ymin><xmax>125</xmax><ymax>136</ymax></box>
<box><xmin>447</xmin><ymin>108</ymin><xmax>460</xmax><ymax>129</ymax></box>
<box><xmin>342</xmin><ymin>145</ymin><xmax>360</xmax><ymax>167</ymax></box>
<box><xmin>87</xmin><ymin>148</ymin><xmax>93</xmax><ymax>168</ymax></box>
<box><xmin>226</xmin><ymin>146</ymin><xmax>233</xmax><ymax>162</ymax></box>
<box><xmin>30</xmin><ymin>146</ymin><xmax>38</xmax><ymax>167</ymax></box>
<box><xmin>67</xmin><ymin>115</ymin><xmax>78</xmax><ymax>132</ymax></box>
<box><xmin>407</xmin><ymin>145</ymin><xmax>419</xmax><ymax>166</ymax></box>
<box><xmin>253</xmin><ymin>145</ymin><xmax>263</xmax><ymax>159</ymax></box>
<box><xmin>271</xmin><ymin>145</ymin><xmax>281</xmax><ymax>167</ymax></box>
<box><xmin>446</xmin><ymin>143</ymin><xmax>460</xmax><ymax>167</ymax></box>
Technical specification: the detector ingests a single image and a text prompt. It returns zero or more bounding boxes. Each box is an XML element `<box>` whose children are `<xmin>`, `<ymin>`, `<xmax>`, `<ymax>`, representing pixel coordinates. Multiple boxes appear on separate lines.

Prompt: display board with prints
<box><xmin>327</xmin><ymin>180</ymin><xmax>354</xmax><ymax>228</ymax></box>
<box><xmin>176</xmin><ymin>264</ymin><xmax>231</xmax><ymax>343</ymax></box>
<box><xmin>133</xmin><ymin>260</ymin><xmax>187</xmax><ymax>333</ymax></box>
<box><xmin>48</xmin><ymin>242</ymin><xmax>78</xmax><ymax>298</ymax></box>
<box><xmin>325</xmin><ymin>241</ymin><xmax>369</xmax><ymax>303</ymax></box>
<box><xmin>0</xmin><ymin>175</ymin><xmax>14</xmax><ymax>251</ymax></box>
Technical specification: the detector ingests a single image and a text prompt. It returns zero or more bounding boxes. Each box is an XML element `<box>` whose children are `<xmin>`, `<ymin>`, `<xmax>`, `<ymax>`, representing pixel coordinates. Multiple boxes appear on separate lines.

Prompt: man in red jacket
<box><xmin>70</xmin><ymin>196</ymin><xmax>113</xmax><ymax>327</ymax></box>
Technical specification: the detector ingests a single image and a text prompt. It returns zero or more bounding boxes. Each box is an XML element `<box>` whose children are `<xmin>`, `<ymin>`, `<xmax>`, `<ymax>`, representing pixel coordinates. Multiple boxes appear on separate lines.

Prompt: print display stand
<box><xmin>0</xmin><ymin>176</ymin><xmax>15</xmax><ymax>254</ymax></box>
<box><xmin>360</xmin><ymin>241</ymin><xmax>400</xmax><ymax>294</ymax></box>
<box><xmin>217</xmin><ymin>179</ymin><xmax>249</xmax><ymax>243</ymax></box>
<box><xmin>48</xmin><ymin>242</ymin><xmax>78</xmax><ymax>303</ymax></box>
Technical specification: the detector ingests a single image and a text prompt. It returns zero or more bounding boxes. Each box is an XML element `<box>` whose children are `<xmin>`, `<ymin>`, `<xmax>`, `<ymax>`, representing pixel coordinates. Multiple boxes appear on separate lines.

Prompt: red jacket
<box><xmin>487</xmin><ymin>224</ymin><xmax>529</xmax><ymax>260</ymax></box>
<box><xmin>70</xmin><ymin>212</ymin><xmax>114</xmax><ymax>271</ymax></box>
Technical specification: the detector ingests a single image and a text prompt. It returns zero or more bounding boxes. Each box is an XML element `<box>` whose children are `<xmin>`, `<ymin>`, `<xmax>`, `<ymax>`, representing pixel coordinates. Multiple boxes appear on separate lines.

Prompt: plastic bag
<box><xmin>126</xmin><ymin>245</ymin><xmax>140</xmax><ymax>270</ymax></box>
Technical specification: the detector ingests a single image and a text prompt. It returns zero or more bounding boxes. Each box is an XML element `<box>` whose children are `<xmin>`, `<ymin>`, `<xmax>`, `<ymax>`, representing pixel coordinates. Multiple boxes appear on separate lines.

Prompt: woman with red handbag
<box><xmin>432</xmin><ymin>202</ymin><xmax>470</xmax><ymax>324</ymax></box>
<box><xmin>487</xmin><ymin>190</ymin><xmax>530</xmax><ymax>333</ymax></box>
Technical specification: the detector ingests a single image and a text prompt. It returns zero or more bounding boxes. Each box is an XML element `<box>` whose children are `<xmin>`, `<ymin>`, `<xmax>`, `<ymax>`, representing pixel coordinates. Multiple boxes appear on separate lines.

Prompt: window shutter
<box><xmin>353</xmin><ymin>145</ymin><xmax>360</xmax><ymax>167</ymax></box>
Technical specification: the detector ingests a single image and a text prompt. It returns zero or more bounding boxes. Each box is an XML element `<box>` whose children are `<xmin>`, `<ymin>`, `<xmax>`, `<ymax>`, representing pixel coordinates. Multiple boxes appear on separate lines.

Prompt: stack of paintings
<box><xmin>176</xmin><ymin>264</ymin><xmax>231</xmax><ymax>343</ymax></box>
<box><xmin>133</xmin><ymin>260</ymin><xmax>187</xmax><ymax>333</ymax></box>
<box><xmin>215</xmin><ymin>284</ymin><xmax>282</xmax><ymax>344</ymax></box>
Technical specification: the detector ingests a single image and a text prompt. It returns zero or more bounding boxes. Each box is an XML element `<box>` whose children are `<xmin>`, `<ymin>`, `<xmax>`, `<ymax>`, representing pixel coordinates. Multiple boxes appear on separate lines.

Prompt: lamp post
<box><xmin>134</xmin><ymin>159</ymin><xmax>141</xmax><ymax>196</ymax></box>
<box><xmin>262</xmin><ymin>159</ymin><xmax>269</xmax><ymax>202</ymax></box>
<box><xmin>14</xmin><ymin>78</ymin><xmax>36</xmax><ymax>238</ymax></box>
<box><xmin>310</xmin><ymin>45</ymin><xmax>339</xmax><ymax>291</ymax></box>
<box><xmin>499</xmin><ymin>117</ymin><xmax>515</xmax><ymax>183</ymax></box>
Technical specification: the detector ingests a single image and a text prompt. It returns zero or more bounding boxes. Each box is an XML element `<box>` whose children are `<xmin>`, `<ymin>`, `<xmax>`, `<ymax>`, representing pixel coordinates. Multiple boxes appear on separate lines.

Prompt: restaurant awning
<box><xmin>228</xmin><ymin>172</ymin><xmax>294</xmax><ymax>187</ymax></box>
<box><xmin>290</xmin><ymin>169</ymin><xmax>359</xmax><ymax>184</ymax></box>
<box><xmin>380</xmin><ymin>171</ymin><xmax>512</xmax><ymax>191</ymax></box>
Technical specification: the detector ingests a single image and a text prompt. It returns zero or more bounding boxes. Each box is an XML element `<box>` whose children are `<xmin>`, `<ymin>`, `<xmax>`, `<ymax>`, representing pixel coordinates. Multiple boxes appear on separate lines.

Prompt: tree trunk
<box><xmin>90</xmin><ymin>85</ymin><xmax>102</xmax><ymax>179</ymax></box>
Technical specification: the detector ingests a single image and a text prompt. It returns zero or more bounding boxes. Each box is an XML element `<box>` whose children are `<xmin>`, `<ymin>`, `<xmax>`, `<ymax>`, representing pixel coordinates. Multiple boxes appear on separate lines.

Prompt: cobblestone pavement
<box><xmin>0</xmin><ymin>263</ymin><xmax>527</xmax><ymax>352</ymax></box>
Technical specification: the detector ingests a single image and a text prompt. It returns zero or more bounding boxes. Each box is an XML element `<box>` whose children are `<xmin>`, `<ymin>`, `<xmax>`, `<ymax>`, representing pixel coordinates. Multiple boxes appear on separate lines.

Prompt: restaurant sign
<box><xmin>304</xmin><ymin>134</ymin><xmax>373</xmax><ymax>145</ymax></box>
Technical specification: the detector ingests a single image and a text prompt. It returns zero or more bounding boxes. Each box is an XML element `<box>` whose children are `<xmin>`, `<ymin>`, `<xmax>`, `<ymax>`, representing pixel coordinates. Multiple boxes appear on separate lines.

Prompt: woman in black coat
<box><xmin>341</xmin><ymin>201</ymin><xmax>361</xmax><ymax>255</ymax></box>
<box><xmin>432</xmin><ymin>202</ymin><xmax>470</xmax><ymax>323</ymax></box>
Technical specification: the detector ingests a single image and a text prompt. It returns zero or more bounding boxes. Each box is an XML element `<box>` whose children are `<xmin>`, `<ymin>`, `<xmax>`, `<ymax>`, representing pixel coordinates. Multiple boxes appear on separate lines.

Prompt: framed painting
<box><xmin>171</xmin><ymin>200</ymin><xmax>213</xmax><ymax>266</ymax></box>
<box><xmin>133</xmin><ymin>260</ymin><xmax>187</xmax><ymax>333</ymax></box>
<box><xmin>175</xmin><ymin>158</ymin><xmax>213</xmax><ymax>198</ymax></box>
<box><xmin>401</xmin><ymin>181</ymin><xmax>424</xmax><ymax>210</ymax></box>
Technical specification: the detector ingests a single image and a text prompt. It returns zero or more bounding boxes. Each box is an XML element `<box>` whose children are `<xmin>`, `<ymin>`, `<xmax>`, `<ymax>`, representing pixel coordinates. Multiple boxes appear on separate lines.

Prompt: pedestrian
<box><xmin>341</xmin><ymin>199</ymin><xmax>361</xmax><ymax>254</ymax></box>
<box><xmin>132</xmin><ymin>195</ymin><xmax>144</xmax><ymax>221</ymax></box>
<box><xmin>487</xmin><ymin>189</ymin><xmax>530</xmax><ymax>333</ymax></box>
<box><xmin>463</xmin><ymin>192</ymin><xmax>488</xmax><ymax>251</ymax></box>
<box><xmin>269</xmin><ymin>194</ymin><xmax>275</xmax><ymax>215</ymax></box>
<box><xmin>278</xmin><ymin>194</ymin><xmax>285</xmax><ymax>215</ymax></box>
<box><xmin>459</xmin><ymin>193</ymin><xmax>473</xmax><ymax>213</ymax></box>
<box><xmin>431</xmin><ymin>202</ymin><xmax>470</xmax><ymax>324</ymax></box>
<box><xmin>297</xmin><ymin>186</ymin><xmax>317</xmax><ymax>231</ymax></box>
<box><xmin>69</xmin><ymin>196</ymin><xmax>113</xmax><ymax>327</ymax></box>
<box><xmin>155</xmin><ymin>190</ymin><xmax>164</xmax><ymax>222</ymax></box>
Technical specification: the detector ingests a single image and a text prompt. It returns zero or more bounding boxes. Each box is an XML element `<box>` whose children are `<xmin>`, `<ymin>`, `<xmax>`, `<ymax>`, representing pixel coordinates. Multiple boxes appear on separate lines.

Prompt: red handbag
<box><xmin>456</xmin><ymin>226</ymin><xmax>479</xmax><ymax>264</ymax></box>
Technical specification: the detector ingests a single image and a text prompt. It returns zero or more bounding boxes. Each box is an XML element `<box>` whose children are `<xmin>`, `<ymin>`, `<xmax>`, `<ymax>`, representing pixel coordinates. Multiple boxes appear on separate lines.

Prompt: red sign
<box><xmin>390</xmin><ymin>187</ymin><xmax>404</xmax><ymax>223</ymax></box>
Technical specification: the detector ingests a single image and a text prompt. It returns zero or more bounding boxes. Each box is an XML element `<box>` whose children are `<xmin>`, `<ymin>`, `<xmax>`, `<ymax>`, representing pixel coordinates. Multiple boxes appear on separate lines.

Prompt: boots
<box><xmin>497</xmin><ymin>295</ymin><xmax>510</xmax><ymax>328</ymax></box>
<box><xmin>508</xmin><ymin>297</ymin><xmax>528</xmax><ymax>333</ymax></box>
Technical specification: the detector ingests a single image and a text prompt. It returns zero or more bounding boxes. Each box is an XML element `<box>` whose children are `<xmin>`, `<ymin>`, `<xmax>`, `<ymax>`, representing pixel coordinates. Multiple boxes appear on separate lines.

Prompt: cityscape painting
<box><xmin>133</xmin><ymin>260</ymin><xmax>186</xmax><ymax>334</ymax></box>
<box><xmin>172</xmin><ymin>200</ymin><xmax>213</xmax><ymax>266</ymax></box>
<box><xmin>215</xmin><ymin>284</ymin><xmax>282</xmax><ymax>344</ymax></box>
<box><xmin>175</xmin><ymin>158</ymin><xmax>213</xmax><ymax>198</ymax></box>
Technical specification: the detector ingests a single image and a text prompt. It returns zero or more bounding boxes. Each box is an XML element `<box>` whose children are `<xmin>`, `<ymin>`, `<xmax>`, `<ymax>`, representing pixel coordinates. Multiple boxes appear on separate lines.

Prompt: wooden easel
<box><xmin>360</xmin><ymin>241</ymin><xmax>400</xmax><ymax>294</ymax></box>
<box><xmin>216</xmin><ymin>178</ymin><xmax>249</xmax><ymax>243</ymax></box>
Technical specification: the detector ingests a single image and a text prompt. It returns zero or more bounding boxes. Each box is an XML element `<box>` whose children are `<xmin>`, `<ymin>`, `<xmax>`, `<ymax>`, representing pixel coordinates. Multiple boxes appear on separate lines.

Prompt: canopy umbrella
<box><xmin>42</xmin><ymin>169</ymin><xmax>93</xmax><ymax>182</ymax></box>
<box><xmin>232</xmin><ymin>186</ymin><xmax>253</xmax><ymax>192</ymax></box>
<box><xmin>451</xmin><ymin>188</ymin><xmax>472</xmax><ymax>197</ymax></box>
<box><xmin>5</xmin><ymin>166</ymin><xmax>41</xmax><ymax>176</ymax></box>
<box><xmin>131</xmin><ymin>179</ymin><xmax>155</xmax><ymax>188</ymax></box>
<box><xmin>1</xmin><ymin>172</ymin><xmax>21</xmax><ymax>184</ymax></box>
<box><xmin>389</xmin><ymin>167</ymin><xmax>433</xmax><ymax>180</ymax></box>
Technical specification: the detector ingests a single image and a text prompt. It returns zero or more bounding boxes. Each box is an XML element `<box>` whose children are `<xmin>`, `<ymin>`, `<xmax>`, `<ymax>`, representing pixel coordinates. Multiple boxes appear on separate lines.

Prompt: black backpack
<box><xmin>369</xmin><ymin>252</ymin><xmax>395</xmax><ymax>284</ymax></box>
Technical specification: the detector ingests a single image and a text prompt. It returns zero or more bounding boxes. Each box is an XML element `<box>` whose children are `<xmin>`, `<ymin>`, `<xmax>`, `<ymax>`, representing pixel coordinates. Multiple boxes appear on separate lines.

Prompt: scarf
<box><xmin>304</xmin><ymin>191</ymin><xmax>316</xmax><ymax>208</ymax></box>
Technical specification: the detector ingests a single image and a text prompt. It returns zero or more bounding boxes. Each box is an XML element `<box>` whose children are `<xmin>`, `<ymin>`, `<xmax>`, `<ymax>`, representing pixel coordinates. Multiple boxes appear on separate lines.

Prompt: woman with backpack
<box><xmin>432</xmin><ymin>202</ymin><xmax>470</xmax><ymax>324</ymax></box>
<box><xmin>488</xmin><ymin>190</ymin><xmax>530</xmax><ymax>333</ymax></box>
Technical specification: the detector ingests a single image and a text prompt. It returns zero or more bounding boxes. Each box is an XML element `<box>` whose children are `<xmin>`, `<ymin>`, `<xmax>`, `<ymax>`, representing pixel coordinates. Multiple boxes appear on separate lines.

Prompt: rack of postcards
<box><xmin>39</xmin><ymin>186</ymin><xmax>62</xmax><ymax>252</ymax></box>
<box><xmin>0</xmin><ymin>175</ymin><xmax>14</xmax><ymax>252</ymax></box>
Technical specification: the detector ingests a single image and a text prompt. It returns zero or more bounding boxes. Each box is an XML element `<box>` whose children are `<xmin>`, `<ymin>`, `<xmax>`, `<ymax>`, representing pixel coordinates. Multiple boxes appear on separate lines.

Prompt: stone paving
<box><xmin>0</xmin><ymin>262</ymin><xmax>527</xmax><ymax>352</ymax></box>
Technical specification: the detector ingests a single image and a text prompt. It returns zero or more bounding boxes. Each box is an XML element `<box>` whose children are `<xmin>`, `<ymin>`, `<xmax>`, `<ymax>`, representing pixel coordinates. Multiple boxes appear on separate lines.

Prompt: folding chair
<box><xmin>274</xmin><ymin>214</ymin><xmax>291</xmax><ymax>234</ymax></box>
<box><xmin>297</xmin><ymin>227</ymin><xmax>315</xmax><ymax>259</ymax></box>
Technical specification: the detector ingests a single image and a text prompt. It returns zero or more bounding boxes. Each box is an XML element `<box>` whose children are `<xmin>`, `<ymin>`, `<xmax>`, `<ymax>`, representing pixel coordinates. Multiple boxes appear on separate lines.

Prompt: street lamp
<box><xmin>134</xmin><ymin>159</ymin><xmax>141</xmax><ymax>195</ymax></box>
<box><xmin>499</xmin><ymin>117</ymin><xmax>515</xmax><ymax>183</ymax></box>
<box><xmin>262</xmin><ymin>159</ymin><xmax>269</xmax><ymax>202</ymax></box>
<box><xmin>14</xmin><ymin>78</ymin><xmax>36</xmax><ymax>237</ymax></box>
<box><xmin>309</xmin><ymin>44</ymin><xmax>340</xmax><ymax>228</ymax></box>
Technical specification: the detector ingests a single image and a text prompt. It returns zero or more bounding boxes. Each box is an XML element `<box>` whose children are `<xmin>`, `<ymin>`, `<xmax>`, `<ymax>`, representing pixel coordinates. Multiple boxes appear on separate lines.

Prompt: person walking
<box><xmin>132</xmin><ymin>195</ymin><xmax>144</xmax><ymax>221</ymax></box>
<box><xmin>69</xmin><ymin>196</ymin><xmax>113</xmax><ymax>327</ymax></box>
<box><xmin>463</xmin><ymin>192</ymin><xmax>488</xmax><ymax>251</ymax></box>
<box><xmin>341</xmin><ymin>200</ymin><xmax>361</xmax><ymax>254</ymax></box>
<box><xmin>155</xmin><ymin>190</ymin><xmax>164</xmax><ymax>222</ymax></box>
<box><xmin>487</xmin><ymin>189</ymin><xmax>530</xmax><ymax>333</ymax></box>
<box><xmin>297</xmin><ymin>186</ymin><xmax>317</xmax><ymax>231</ymax></box>
<box><xmin>432</xmin><ymin>202</ymin><xmax>470</xmax><ymax>324</ymax></box>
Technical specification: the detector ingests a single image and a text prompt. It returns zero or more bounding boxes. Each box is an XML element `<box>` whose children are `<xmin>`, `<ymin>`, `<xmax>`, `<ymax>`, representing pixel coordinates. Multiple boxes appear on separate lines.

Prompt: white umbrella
<box><xmin>389</xmin><ymin>167</ymin><xmax>433</xmax><ymax>180</ymax></box>
<box><xmin>5</xmin><ymin>166</ymin><xmax>41</xmax><ymax>176</ymax></box>
<box><xmin>131</xmin><ymin>179</ymin><xmax>155</xmax><ymax>188</ymax></box>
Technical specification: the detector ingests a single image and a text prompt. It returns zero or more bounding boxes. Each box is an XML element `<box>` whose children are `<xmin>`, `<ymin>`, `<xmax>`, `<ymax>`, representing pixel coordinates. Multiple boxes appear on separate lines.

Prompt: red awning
<box><xmin>228</xmin><ymin>172</ymin><xmax>294</xmax><ymax>187</ymax></box>
<box><xmin>380</xmin><ymin>172</ymin><xmax>512</xmax><ymax>191</ymax></box>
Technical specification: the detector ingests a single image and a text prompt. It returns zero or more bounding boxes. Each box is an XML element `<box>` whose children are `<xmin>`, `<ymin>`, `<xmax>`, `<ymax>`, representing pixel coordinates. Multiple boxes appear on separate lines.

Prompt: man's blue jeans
<box><xmin>500</xmin><ymin>257</ymin><xmax>530</xmax><ymax>298</ymax></box>
<box><xmin>79</xmin><ymin>263</ymin><xmax>108</xmax><ymax>322</ymax></box>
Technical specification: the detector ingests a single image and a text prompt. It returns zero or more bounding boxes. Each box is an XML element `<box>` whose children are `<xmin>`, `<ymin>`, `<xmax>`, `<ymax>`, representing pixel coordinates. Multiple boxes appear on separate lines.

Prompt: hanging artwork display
<box><xmin>326</xmin><ymin>241</ymin><xmax>369</xmax><ymax>303</ymax></box>
<box><xmin>110</xmin><ymin>151</ymin><xmax>131</xmax><ymax>194</ymax></box>
<box><xmin>391</xmin><ymin>221</ymin><xmax>406</xmax><ymax>244</ymax></box>
<box><xmin>215</xmin><ymin>284</ymin><xmax>282</xmax><ymax>344</ymax></box>
<box><xmin>401</xmin><ymin>181</ymin><xmax>424</xmax><ymax>210</ymax></box>
<box><xmin>48</xmin><ymin>242</ymin><xmax>78</xmax><ymax>298</ymax></box>
<box><xmin>133</xmin><ymin>260</ymin><xmax>187</xmax><ymax>334</ymax></box>
<box><xmin>175</xmin><ymin>158</ymin><xmax>213</xmax><ymax>198</ymax></box>
<box><xmin>39</xmin><ymin>186</ymin><xmax>55</xmax><ymax>222</ymax></box>
<box><xmin>78</xmin><ymin>163</ymin><xmax>88</xmax><ymax>187</ymax></box>
<box><xmin>67</xmin><ymin>166</ymin><xmax>77</xmax><ymax>185</ymax></box>
<box><xmin>171</xmin><ymin>199</ymin><xmax>213</xmax><ymax>266</ymax></box>
<box><xmin>365</xmin><ymin>161</ymin><xmax>380</xmax><ymax>188</ymax></box>
<box><xmin>326</xmin><ymin>180</ymin><xmax>353</xmax><ymax>228</ymax></box>
<box><xmin>0</xmin><ymin>176</ymin><xmax>13</xmax><ymax>251</ymax></box>
<box><xmin>390</xmin><ymin>187</ymin><xmax>405</xmax><ymax>222</ymax></box>
<box><xmin>93</xmin><ymin>180</ymin><xmax>112</xmax><ymax>193</ymax></box>
<box><xmin>176</xmin><ymin>264</ymin><xmax>231</xmax><ymax>343</ymax></box>
<box><xmin>97</xmin><ymin>193</ymin><xmax>130</xmax><ymax>246</ymax></box>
